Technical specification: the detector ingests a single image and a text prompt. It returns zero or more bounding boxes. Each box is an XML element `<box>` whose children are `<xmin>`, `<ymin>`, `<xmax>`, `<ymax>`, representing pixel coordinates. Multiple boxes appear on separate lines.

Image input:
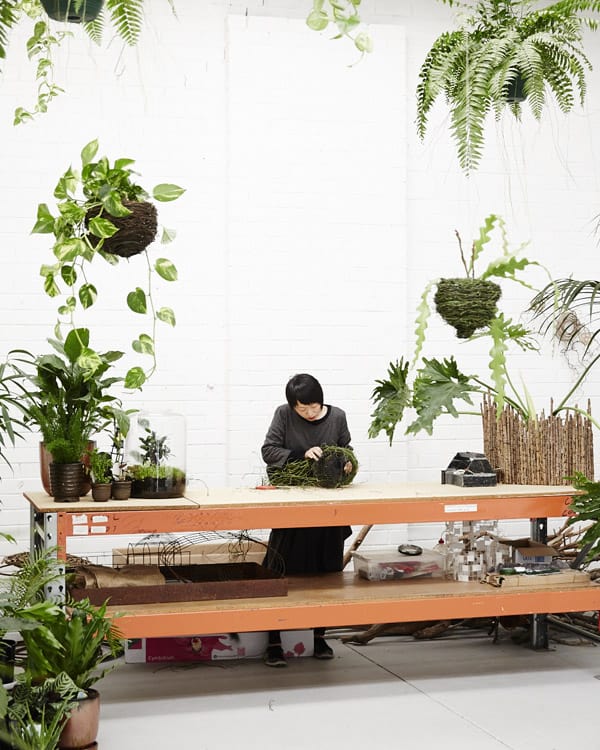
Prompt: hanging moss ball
<box><xmin>268</xmin><ymin>446</ymin><xmax>358</xmax><ymax>488</ymax></box>
<box><xmin>434</xmin><ymin>278</ymin><xmax>502</xmax><ymax>338</ymax></box>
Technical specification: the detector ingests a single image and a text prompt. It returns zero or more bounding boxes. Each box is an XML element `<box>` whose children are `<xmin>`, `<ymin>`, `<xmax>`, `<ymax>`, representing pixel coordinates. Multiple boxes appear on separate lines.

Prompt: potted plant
<box><xmin>369</xmin><ymin>216</ymin><xmax>597</xmax><ymax>484</ymax></box>
<box><xmin>20</xmin><ymin>596</ymin><xmax>122</xmax><ymax>750</ymax></box>
<box><xmin>33</xmin><ymin>139</ymin><xmax>184</xmax><ymax>390</ymax></box>
<box><xmin>126</xmin><ymin>414</ymin><xmax>186</xmax><ymax>499</ymax></box>
<box><xmin>88</xmin><ymin>448</ymin><xmax>113</xmax><ymax>502</ymax></box>
<box><xmin>10</xmin><ymin>327</ymin><xmax>130</xmax><ymax>502</ymax></box>
<box><xmin>416</xmin><ymin>0</ymin><xmax>600</xmax><ymax>172</ymax></box>
<box><xmin>0</xmin><ymin>673</ymin><xmax>80</xmax><ymax>750</ymax></box>
<box><xmin>1</xmin><ymin>1</ymin><xmax>177</xmax><ymax>123</ymax></box>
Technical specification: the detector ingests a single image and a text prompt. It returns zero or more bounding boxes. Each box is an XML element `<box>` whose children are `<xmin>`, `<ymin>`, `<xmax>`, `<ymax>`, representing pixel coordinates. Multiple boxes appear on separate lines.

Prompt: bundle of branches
<box><xmin>269</xmin><ymin>446</ymin><xmax>358</xmax><ymax>488</ymax></box>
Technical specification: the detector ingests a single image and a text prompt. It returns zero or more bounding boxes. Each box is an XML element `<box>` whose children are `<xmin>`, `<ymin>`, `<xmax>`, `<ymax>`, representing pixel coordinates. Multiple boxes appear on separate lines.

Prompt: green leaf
<box><xmin>43</xmin><ymin>274</ymin><xmax>60</xmax><ymax>297</ymax></box>
<box><xmin>79</xmin><ymin>283</ymin><xmax>98</xmax><ymax>309</ymax></box>
<box><xmin>132</xmin><ymin>334</ymin><xmax>154</xmax><ymax>355</ymax></box>
<box><xmin>88</xmin><ymin>216</ymin><xmax>119</xmax><ymax>238</ymax></box>
<box><xmin>155</xmin><ymin>258</ymin><xmax>178</xmax><ymax>281</ymax></box>
<box><xmin>32</xmin><ymin>203</ymin><xmax>55</xmax><ymax>234</ymax></box>
<box><xmin>152</xmin><ymin>183</ymin><xmax>185</xmax><ymax>202</ymax></box>
<box><xmin>64</xmin><ymin>328</ymin><xmax>90</xmax><ymax>363</ymax></box>
<box><xmin>102</xmin><ymin>194</ymin><xmax>131</xmax><ymax>218</ymax></box>
<box><xmin>368</xmin><ymin>359</ymin><xmax>411</xmax><ymax>445</ymax></box>
<box><xmin>77</xmin><ymin>347</ymin><xmax>103</xmax><ymax>377</ymax></box>
<box><xmin>354</xmin><ymin>31</ymin><xmax>373</xmax><ymax>53</ymax></box>
<box><xmin>306</xmin><ymin>9</ymin><xmax>329</xmax><ymax>31</ymax></box>
<box><xmin>127</xmin><ymin>288</ymin><xmax>147</xmax><ymax>314</ymax></box>
<box><xmin>161</xmin><ymin>226</ymin><xmax>177</xmax><ymax>244</ymax></box>
<box><xmin>124</xmin><ymin>366</ymin><xmax>146</xmax><ymax>390</ymax></box>
<box><xmin>58</xmin><ymin>296</ymin><xmax>76</xmax><ymax>315</ymax></box>
<box><xmin>408</xmin><ymin>357</ymin><xmax>481</xmax><ymax>435</ymax></box>
<box><xmin>54</xmin><ymin>238</ymin><xmax>87</xmax><ymax>262</ymax></box>
<box><xmin>60</xmin><ymin>265</ymin><xmax>77</xmax><ymax>286</ymax></box>
<box><xmin>81</xmin><ymin>139</ymin><xmax>99</xmax><ymax>167</ymax></box>
<box><xmin>413</xmin><ymin>280</ymin><xmax>436</xmax><ymax>366</ymax></box>
<box><xmin>156</xmin><ymin>307</ymin><xmax>176</xmax><ymax>326</ymax></box>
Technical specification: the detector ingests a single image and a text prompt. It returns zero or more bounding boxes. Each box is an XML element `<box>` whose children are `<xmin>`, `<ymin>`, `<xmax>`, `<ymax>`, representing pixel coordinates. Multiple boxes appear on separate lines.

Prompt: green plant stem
<box><xmin>553</xmin><ymin>349</ymin><xmax>600</xmax><ymax>413</ymax></box>
<box><xmin>143</xmin><ymin>249</ymin><xmax>158</xmax><ymax>381</ymax></box>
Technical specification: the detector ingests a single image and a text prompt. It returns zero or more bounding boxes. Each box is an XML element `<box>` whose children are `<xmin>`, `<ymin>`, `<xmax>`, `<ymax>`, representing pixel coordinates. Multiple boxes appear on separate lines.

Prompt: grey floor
<box><xmin>97</xmin><ymin>624</ymin><xmax>600</xmax><ymax>750</ymax></box>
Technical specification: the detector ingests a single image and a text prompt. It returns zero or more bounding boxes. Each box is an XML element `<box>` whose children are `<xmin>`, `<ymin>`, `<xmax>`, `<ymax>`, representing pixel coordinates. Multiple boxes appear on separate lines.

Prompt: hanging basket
<box><xmin>88</xmin><ymin>201</ymin><xmax>158</xmax><ymax>258</ymax></box>
<box><xmin>40</xmin><ymin>0</ymin><xmax>104</xmax><ymax>23</ymax></box>
<box><xmin>434</xmin><ymin>277</ymin><xmax>501</xmax><ymax>338</ymax></box>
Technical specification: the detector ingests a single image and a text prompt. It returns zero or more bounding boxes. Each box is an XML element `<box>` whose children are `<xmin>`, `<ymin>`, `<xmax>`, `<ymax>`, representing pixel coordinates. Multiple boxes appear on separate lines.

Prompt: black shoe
<box><xmin>313</xmin><ymin>637</ymin><xmax>334</xmax><ymax>660</ymax></box>
<box><xmin>264</xmin><ymin>644</ymin><xmax>287</xmax><ymax>667</ymax></box>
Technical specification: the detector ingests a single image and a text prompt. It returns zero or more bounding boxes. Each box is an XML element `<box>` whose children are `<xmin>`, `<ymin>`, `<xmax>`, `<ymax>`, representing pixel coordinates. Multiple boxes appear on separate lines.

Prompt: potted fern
<box><xmin>416</xmin><ymin>0</ymin><xmax>600</xmax><ymax>173</ymax></box>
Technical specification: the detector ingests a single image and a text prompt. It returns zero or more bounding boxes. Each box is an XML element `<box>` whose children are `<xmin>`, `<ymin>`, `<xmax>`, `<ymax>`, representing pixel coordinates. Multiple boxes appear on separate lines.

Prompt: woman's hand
<box><xmin>304</xmin><ymin>446</ymin><xmax>323</xmax><ymax>461</ymax></box>
<box><xmin>343</xmin><ymin>461</ymin><xmax>353</xmax><ymax>474</ymax></box>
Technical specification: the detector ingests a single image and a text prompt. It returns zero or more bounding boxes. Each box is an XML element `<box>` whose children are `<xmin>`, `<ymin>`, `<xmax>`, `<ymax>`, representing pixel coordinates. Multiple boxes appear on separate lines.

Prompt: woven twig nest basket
<box><xmin>88</xmin><ymin>201</ymin><xmax>158</xmax><ymax>258</ymax></box>
<box><xmin>434</xmin><ymin>278</ymin><xmax>501</xmax><ymax>338</ymax></box>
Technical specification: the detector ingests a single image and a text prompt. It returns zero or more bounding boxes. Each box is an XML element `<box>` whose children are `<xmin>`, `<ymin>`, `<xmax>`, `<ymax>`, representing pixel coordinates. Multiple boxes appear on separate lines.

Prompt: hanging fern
<box><xmin>105</xmin><ymin>0</ymin><xmax>144</xmax><ymax>45</ymax></box>
<box><xmin>417</xmin><ymin>0</ymin><xmax>600</xmax><ymax>172</ymax></box>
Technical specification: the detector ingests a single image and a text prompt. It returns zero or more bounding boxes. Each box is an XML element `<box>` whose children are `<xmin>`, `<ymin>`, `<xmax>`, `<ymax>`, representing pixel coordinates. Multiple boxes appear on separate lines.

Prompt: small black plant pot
<box><xmin>434</xmin><ymin>278</ymin><xmax>502</xmax><ymax>338</ymax></box>
<box><xmin>131</xmin><ymin>474</ymin><xmax>186</xmax><ymax>499</ymax></box>
<box><xmin>40</xmin><ymin>0</ymin><xmax>104</xmax><ymax>23</ymax></box>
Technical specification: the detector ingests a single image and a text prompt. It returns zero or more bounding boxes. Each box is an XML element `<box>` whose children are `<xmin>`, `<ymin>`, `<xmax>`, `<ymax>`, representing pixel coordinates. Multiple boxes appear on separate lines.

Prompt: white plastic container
<box><xmin>352</xmin><ymin>548</ymin><xmax>444</xmax><ymax>581</ymax></box>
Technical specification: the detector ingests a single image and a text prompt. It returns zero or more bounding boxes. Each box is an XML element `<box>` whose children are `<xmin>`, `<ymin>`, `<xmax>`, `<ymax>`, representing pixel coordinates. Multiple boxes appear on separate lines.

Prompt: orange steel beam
<box><xmin>110</xmin><ymin>586</ymin><xmax>600</xmax><ymax>639</ymax></box>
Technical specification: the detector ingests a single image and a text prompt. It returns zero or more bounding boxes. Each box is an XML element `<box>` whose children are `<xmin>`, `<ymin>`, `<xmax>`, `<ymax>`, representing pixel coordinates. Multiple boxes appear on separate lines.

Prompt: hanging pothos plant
<box><xmin>369</xmin><ymin>215</ymin><xmax>555</xmax><ymax>444</ymax></box>
<box><xmin>305</xmin><ymin>0</ymin><xmax>372</xmax><ymax>56</ymax></box>
<box><xmin>0</xmin><ymin>0</ymin><xmax>177</xmax><ymax>124</ymax></box>
<box><xmin>32</xmin><ymin>138</ymin><xmax>185</xmax><ymax>390</ymax></box>
<box><xmin>416</xmin><ymin>0</ymin><xmax>600</xmax><ymax>173</ymax></box>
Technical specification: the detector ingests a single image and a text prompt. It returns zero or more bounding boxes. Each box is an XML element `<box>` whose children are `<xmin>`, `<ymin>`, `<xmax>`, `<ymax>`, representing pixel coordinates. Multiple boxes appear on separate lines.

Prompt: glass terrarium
<box><xmin>125</xmin><ymin>411</ymin><xmax>187</xmax><ymax>499</ymax></box>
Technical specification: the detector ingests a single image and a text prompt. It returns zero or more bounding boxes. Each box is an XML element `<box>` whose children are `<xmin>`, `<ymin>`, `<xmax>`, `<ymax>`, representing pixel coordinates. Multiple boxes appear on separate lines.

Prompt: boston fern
<box><xmin>417</xmin><ymin>0</ymin><xmax>600</xmax><ymax>173</ymax></box>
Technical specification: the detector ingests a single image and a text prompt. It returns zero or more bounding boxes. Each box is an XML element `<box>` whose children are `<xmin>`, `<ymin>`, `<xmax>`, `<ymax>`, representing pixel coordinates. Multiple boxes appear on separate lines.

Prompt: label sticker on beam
<box><xmin>444</xmin><ymin>503</ymin><xmax>478</xmax><ymax>513</ymax></box>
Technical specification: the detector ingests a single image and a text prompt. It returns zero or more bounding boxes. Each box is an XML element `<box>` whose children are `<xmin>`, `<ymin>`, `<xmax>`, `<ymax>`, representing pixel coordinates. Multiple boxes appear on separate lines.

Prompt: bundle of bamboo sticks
<box><xmin>481</xmin><ymin>393</ymin><xmax>594</xmax><ymax>485</ymax></box>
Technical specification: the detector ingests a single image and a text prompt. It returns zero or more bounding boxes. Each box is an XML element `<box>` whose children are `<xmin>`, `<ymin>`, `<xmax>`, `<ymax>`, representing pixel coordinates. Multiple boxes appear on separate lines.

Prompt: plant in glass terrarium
<box><xmin>126</xmin><ymin>414</ymin><xmax>186</xmax><ymax>499</ymax></box>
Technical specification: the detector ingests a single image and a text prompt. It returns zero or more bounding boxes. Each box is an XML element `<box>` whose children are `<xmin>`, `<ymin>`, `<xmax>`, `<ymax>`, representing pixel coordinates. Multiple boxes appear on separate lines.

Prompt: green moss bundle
<box><xmin>269</xmin><ymin>446</ymin><xmax>358</xmax><ymax>488</ymax></box>
<box><xmin>434</xmin><ymin>278</ymin><xmax>501</xmax><ymax>338</ymax></box>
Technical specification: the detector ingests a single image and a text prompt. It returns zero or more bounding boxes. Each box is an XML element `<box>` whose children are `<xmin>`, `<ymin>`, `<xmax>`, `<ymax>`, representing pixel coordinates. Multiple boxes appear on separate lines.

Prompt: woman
<box><xmin>261</xmin><ymin>373</ymin><xmax>354</xmax><ymax>667</ymax></box>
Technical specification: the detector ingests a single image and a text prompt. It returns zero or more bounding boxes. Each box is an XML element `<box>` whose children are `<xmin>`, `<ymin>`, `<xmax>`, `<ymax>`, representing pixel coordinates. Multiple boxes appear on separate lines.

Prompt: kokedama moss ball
<box><xmin>434</xmin><ymin>278</ymin><xmax>502</xmax><ymax>338</ymax></box>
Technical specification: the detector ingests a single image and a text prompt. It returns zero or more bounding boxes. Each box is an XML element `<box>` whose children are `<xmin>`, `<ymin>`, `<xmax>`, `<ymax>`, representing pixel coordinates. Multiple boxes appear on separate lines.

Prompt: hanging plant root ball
<box><xmin>434</xmin><ymin>278</ymin><xmax>502</xmax><ymax>338</ymax></box>
<box><xmin>87</xmin><ymin>201</ymin><xmax>158</xmax><ymax>258</ymax></box>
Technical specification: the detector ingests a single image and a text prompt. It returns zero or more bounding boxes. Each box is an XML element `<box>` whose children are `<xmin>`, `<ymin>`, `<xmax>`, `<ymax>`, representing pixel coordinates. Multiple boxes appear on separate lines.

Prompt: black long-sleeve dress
<box><xmin>261</xmin><ymin>404</ymin><xmax>353</xmax><ymax>574</ymax></box>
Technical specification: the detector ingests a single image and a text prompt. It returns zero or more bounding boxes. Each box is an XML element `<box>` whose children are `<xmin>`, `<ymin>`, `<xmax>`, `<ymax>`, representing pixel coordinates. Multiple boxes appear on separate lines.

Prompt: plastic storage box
<box><xmin>352</xmin><ymin>548</ymin><xmax>444</xmax><ymax>581</ymax></box>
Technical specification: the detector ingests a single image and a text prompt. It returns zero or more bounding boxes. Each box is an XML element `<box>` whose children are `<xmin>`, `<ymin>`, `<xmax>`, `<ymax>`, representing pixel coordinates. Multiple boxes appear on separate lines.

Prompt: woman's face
<box><xmin>294</xmin><ymin>402</ymin><xmax>323</xmax><ymax>421</ymax></box>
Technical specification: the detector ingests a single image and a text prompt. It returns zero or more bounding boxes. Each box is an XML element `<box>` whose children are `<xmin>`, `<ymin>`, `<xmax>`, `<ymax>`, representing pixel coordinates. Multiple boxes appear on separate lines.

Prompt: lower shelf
<box><xmin>107</xmin><ymin>572</ymin><xmax>600</xmax><ymax>639</ymax></box>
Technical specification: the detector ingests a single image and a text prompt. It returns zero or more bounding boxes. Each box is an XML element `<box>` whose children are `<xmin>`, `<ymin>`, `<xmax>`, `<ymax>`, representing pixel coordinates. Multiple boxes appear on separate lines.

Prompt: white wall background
<box><xmin>1</xmin><ymin>0</ymin><xmax>599</xmax><ymax>558</ymax></box>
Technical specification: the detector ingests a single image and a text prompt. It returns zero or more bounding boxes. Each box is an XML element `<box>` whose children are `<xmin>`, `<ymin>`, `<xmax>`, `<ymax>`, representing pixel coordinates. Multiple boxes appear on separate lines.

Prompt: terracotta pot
<box><xmin>40</xmin><ymin>441</ymin><xmax>94</xmax><ymax>497</ymax></box>
<box><xmin>49</xmin><ymin>461</ymin><xmax>85</xmax><ymax>503</ymax></box>
<box><xmin>91</xmin><ymin>482</ymin><xmax>112</xmax><ymax>502</ymax></box>
<box><xmin>111</xmin><ymin>480</ymin><xmax>132</xmax><ymax>500</ymax></box>
<box><xmin>59</xmin><ymin>688</ymin><xmax>100</xmax><ymax>749</ymax></box>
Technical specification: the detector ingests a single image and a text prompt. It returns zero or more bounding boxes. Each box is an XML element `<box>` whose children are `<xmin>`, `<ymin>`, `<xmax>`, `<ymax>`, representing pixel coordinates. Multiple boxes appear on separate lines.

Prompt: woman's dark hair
<box><xmin>285</xmin><ymin>373</ymin><xmax>324</xmax><ymax>408</ymax></box>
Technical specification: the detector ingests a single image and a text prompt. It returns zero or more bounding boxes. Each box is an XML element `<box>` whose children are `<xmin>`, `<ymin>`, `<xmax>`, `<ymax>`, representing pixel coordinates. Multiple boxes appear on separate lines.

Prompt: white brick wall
<box><xmin>1</xmin><ymin>0</ymin><xmax>599</xmax><ymax>557</ymax></box>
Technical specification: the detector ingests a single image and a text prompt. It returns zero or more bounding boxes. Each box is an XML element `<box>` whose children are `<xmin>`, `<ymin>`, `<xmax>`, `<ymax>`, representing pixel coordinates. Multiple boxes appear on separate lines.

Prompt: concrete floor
<box><xmin>96</xmin><ymin>625</ymin><xmax>600</xmax><ymax>749</ymax></box>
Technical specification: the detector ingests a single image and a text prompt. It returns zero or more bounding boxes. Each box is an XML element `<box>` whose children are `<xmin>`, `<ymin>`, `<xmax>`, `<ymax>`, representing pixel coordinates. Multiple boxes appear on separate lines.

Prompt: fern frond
<box><xmin>0</xmin><ymin>0</ymin><xmax>19</xmax><ymax>65</ymax></box>
<box><xmin>105</xmin><ymin>0</ymin><xmax>144</xmax><ymax>45</ymax></box>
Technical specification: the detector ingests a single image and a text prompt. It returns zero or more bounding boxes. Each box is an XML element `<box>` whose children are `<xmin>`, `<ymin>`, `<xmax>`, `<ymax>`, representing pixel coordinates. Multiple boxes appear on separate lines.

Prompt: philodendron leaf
<box><xmin>408</xmin><ymin>356</ymin><xmax>481</xmax><ymax>435</ymax></box>
<box><xmin>43</xmin><ymin>273</ymin><xmax>60</xmax><ymax>297</ymax></box>
<box><xmin>81</xmin><ymin>139</ymin><xmax>99</xmax><ymax>167</ymax></box>
<box><xmin>155</xmin><ymin>258</ymin><xmax>178</xmax><ymax>281</ymax></box>
<box><xmin>88</xmin><ymin>216</ymin><xmax>118</xmax><ymax>239</ymax></box>
<box><xmin>102</xmin><ymin>194</ymin><xmax>131</xmax><ymax>218</ymax></box>
<box><xmin>156</xmin><ymin>307</ymin><xmax>176</xmax><ymax>326</ymax></box>
<box><xmin>132</xmin><ymin>334</ymin><xmax>154</xmax><ymax>355</ymax></box>
<box><xmin>125</xmin><ymin>367</ymin><xmax>147</xmax><ymax>390</ymax></box>
<box><xmin>64</xmin><ymin>328</ymin><xmax>89</xmax><ymax>363</ymax></box>
<box><xmin>54</xmin><ymin>237</ymin><xmax>87</xmax><ymax>262</ymax></box>
<box><xmin>161</xmin><ymin>226</ymin><xmax>177</xmax><ymax>244</ymax></box>
<box><xmin>127</xmin><ymin>288</ymin><xmax>147</xmax><ymax>314</ymax></box>
<box><xmin>60</xmin><ymin>265</ymin><xmax>77</xmax><ymax>286</ymax></box>
<box><xmin>354</xmin><ymin>31</ymin><xmax>373</xmax><ymax>53</ymax></box>
<box><xmin>368</xmin><ymin>358</ymin><xmax>411</xmax><ymax>445</ymax></box>
<box><xmin>77</xmin><ymin>347</ymin><xmax>103</xmax><ymax>377</ymax></box>
<box><xmin>152</xmin><ymin>184</ymin><xmax>185</xmax><ymax>202</ymax></box>
<box><xmin>32</xmin><ymin>203</ymin><xmax>55</xmax><ymax>234</ymax></box>
<box><xmin>79</xmin><ymin>283</ymin><xmax>98</xmax><ymax>309</ymax></box>
<box><xmin>58</xmin><ymin>296</ymin><xmax>76</xmax><ymax>315</ymax></box>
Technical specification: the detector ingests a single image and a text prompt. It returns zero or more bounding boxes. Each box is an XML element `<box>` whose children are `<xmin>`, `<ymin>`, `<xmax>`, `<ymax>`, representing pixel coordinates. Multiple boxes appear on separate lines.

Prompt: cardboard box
<box><xmin>112</xmin><ymin>540</ymin><xmax>266</xmax><ymax>567</ymax></box>
<box><xmin>501</xmin><ymin>539</ymin><xmax>556</xmax><ymax>566</ymax></box>
<box><xmin>124</xmin><ymin>630</ymin><xmax>314</xmax><ymax>663</ymax></box>
<box><xmin>352</xmin><ymin>548</ymin><xmax>444</xmax><ymax>581</ymax></box>
<box><xmin>483</xmin><ymin>570</ymin><xmax>590</xmax><ymax>588</ymax></box>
